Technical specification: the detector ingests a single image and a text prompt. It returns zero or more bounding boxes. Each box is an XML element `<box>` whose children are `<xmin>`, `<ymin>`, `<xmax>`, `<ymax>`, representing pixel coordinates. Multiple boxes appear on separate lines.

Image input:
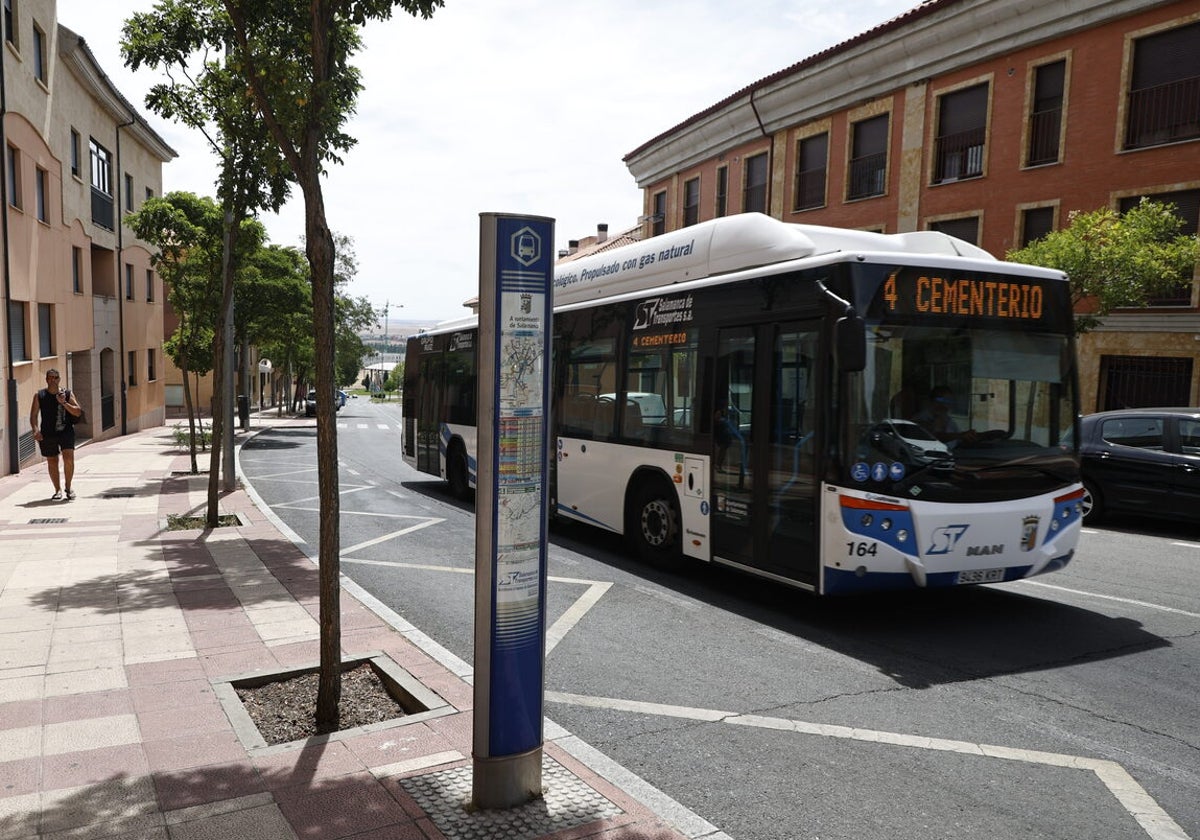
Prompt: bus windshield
<box><xmin>845</xmin><ymin>322</ymin><xmax>1078</xmax><ymax>502</ymax></box>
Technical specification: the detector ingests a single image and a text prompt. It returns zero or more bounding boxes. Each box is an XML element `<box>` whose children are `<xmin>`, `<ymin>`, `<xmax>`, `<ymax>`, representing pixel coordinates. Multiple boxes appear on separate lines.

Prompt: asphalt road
<box><xmin>238</xmin><ymin>398</ymin><xmax>1200</xmax><ymax>840</ymax></box>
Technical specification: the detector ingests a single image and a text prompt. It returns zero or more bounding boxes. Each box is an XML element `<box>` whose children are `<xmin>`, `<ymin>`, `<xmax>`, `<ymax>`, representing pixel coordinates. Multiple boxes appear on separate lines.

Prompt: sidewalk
<box><xmin>0</xmin><ymin>416</ymin><xmax>710</xmax><ymax>840</ymax></box>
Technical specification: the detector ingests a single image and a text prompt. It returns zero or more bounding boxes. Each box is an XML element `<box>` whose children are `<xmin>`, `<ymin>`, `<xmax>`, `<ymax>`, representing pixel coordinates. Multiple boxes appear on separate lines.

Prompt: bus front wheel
<box><xmin>628</xmin><ymin>480</ymin><xmax>682</xmax><ymax>569</ymax></box>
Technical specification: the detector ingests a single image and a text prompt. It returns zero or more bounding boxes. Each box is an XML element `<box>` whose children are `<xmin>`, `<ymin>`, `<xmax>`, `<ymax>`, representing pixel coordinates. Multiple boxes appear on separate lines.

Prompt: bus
<box><xmin>403</xmin><ymin>213</ymin><xmax>1083</xmax><ymax>595</ymax></box>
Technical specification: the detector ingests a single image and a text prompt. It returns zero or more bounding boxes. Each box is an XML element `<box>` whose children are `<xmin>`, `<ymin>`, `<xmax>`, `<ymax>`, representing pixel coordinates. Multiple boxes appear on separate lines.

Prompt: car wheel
<box><xmin>1081</xmin><ymin>479</ymin><xmax>1103</xmax><ymax>524</ymax></box>
<box><xmin>627</xmin><ymin>478</ymin><xmax>683</xmax><ymax>569</ymax></box>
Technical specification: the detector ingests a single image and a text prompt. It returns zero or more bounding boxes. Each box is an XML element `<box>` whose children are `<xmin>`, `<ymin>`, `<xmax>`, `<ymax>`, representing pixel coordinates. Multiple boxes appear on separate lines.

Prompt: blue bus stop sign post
<box><xmin>473</xmin><ymin>213</ymin><xmax>554</xmax><ymax>808</ymax></box>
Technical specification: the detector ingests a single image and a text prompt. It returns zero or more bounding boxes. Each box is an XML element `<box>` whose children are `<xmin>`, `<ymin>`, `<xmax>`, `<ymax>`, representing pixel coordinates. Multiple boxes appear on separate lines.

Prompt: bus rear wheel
<box><xmin>447</xmin><ymin>443</ymin><xmax>471</xmax><ymax>500</ymax></box>
<box><xmin>628</xmin><ymin>480</ymin><xmax>682</xmax><ymax>569</ymax></box>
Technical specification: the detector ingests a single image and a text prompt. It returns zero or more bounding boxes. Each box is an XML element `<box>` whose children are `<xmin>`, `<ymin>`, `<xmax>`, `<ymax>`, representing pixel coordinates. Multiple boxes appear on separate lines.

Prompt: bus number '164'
<box><xmin>847</xmin><ymin>542</ymin><xmax>879</xmax><ymax>557</ymax></box>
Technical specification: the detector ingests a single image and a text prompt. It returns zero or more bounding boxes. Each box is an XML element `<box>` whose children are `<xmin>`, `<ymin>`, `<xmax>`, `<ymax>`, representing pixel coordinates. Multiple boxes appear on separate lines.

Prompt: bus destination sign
<box><xmin>875</xmin><ymin>269</ymin><xmax>1055</xmax><ymax>323</ymax></box>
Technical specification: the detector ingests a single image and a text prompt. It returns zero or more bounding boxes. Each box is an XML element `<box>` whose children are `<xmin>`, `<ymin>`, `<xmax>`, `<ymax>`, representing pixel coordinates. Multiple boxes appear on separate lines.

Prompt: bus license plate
<box><xmin>957</xmin><ymin>568</ymin><xmax>1005</xmax><ymax>585</ymax></box>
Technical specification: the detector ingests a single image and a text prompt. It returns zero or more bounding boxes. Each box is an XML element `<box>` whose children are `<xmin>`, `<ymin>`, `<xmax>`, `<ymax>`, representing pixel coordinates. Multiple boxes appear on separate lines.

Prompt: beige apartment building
<box><xmin>2</xmin><ymin>0</ymin><xmax>175</xmax><ymax>475</ymax></box>
<box><xmin>624</xmin><ymin>0</ymin><xmax>1200</xmax><ymax>412</ymax></box>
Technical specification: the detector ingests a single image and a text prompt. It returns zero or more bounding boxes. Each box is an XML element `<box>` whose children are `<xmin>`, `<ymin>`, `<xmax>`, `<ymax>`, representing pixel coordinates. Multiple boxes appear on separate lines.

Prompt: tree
<box><xmin>1007</xmin><ymin>199</ymin><xmax>1200</xmax><ymax>334</ymax></box>
<box><xmin>222</xmin><ymin>0</ymin><xmax>444</xmax><ymax>732</ymax></box>
<box><xmin>128</xmin><ymin>193</ymin><xmax>226</xmax><ymax>473</ymax></box>
<box><xmin>125</xmin><ymin>1</ymin><xmax>294</xmax><ymax>523</ymax></box>
<box><xmin>130</xmin><ymin>0</ymin><xmax>443</xmax><ymax>731</ymax></box>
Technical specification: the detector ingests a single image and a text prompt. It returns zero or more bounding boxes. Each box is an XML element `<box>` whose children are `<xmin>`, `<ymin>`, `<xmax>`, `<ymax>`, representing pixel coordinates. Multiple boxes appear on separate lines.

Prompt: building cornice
<box><xmin>624</xmin><ymin>0</ymin><xmax>1174</xmax><ymax>187</ymax></box>
<box><xmin>57</xmin><ymin>25</ymin><xmax>177</xmax><ymax>162</ymax></box>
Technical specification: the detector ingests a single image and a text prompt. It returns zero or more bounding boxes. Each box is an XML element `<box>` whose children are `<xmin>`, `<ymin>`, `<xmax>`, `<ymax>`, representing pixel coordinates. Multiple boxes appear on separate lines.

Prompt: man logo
<box><xmin>926</xmin><ymin>524</ymin><xmax>969</xmax><ymax>555</ymax></box>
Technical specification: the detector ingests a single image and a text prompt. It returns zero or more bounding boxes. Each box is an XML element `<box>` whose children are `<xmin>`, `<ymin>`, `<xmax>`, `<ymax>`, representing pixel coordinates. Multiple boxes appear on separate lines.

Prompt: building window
<box><xmin>128</xmin><ymin>350</ymin><xmax>137</xmax><ymax>387</ymax></box>
<box><xmin>1100</xmin><ymin>355</ymin><xmax>1193</xmax><ymax>410</ymax></box>
<box><xmin>715</xmin><ymin>166</ymin><xmax>727</xmax><ymax>218</ymax></box>
<box><xmin>124</xmin><ymin>173</ymin><xmax>133</xmax><ymax>211</ymax></box>
<box><xmin>1021</xmin><ymin>206</ymin><xmax>1055</xmax><ymax>246</ymax></box>
<box><xmin>146</xmin><ymin>269</ymin><xmax>154</xmax><ymax>302</ymax></box>
<box><xmin>1125</xmin><ymin>21</ymin><xmax>1200</xmax><ymax>149</ymax></box>
<box><xmin>650</xmin><ymin>191</ymin><xmax>666</xmax><ymax>237</ymax></box>
<box><xmin>929</xmin><ymin>216</ymin><xmax>980</xmax><ymax>245</ymax></box>
<box><xmin>8</xmin><ymin>300</ymin><xmax>28</xmax><ymax>362</ymax></box>
<box><xmin>90</xmin><ymin>140</ymin><xmax>112</xmax><ymax>194</ymax></box>
<box><xmin>69</xmin><ymin>129</ymin><xmax>81</xmax><ymax>178</ymax></box>
<box><xmin>848</xmin><ymin>116</ymin><xmax>888</xmax><ymax>200</ymax></box>
<box><xmin>125</xmin><ymin>263</ymin><xmax>134</xmax><ymax>300</ymax></box>
<box><xmin>7</xmin><ymin>145</ymin><xmax>20</xmax><ymax>208</ymax></box>
<box><xmin>682</xmin><ymin>177</ymin><xmax>700</xmax><ymax>227</ymax></box>
<box><xmin>148</xmin><ymin>348</ymin><xmax>157</xmax><ymax>382</ymax></box>
<box><xmin>4</xmin><ymin>0</ymin><xmax>15</xmax><ymax>47</ymax></box>
<box><xmin>742</xmin><ymin>152</ymin><xmax>769</xmax><ymax>214</ymax></box>
<box><xmin>1027</xmin><ymin>60</ymin><xmax>1065</xmax><ymax>166</ymax></box>
<box><xmin>32</xmin><ymin>23</ymin><xmax>46</xmax><ymax>82</ymax></box>
<box><xmin>90</xmin><ymin>138</ymin><xmax>114</xmax><ymax>230</ymax></box>
<box><xmin>934</xmin><ymin>82</ymin><xmax>989</xmax><ymax>183</ymax></box>
<box><xmin>795</xmin><ymin>132</ymin><xmax>828</xmax><ymax>210</ymax></box>
<box><xmin>72</xmin><ymin>246</ymin><xmax>83</xmax><ymax>293</ymax></box>
<box><xmin>145</xmin><ymin>186</ymin><xmax>153</xmax><ymax>201</ymax></box>
<box><xmin>1119</xmin><ymin>190</ymin><xmax>1199</xmax><ymax>306</ymax></box>
<box><xmin>37</xmin><ymin>303</ymin><xmax>52</xmax><ymax>357</ymax></box>
<box><xmin>35</xmin><ymin>167</ymin><xmax>47</xmax><ymax>221</ymax></box>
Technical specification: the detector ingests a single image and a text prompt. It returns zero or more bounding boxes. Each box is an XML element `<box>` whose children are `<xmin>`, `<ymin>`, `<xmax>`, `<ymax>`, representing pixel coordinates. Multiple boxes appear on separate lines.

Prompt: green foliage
<box><xmin>1007</xmin><ymin>199</ymin><xmax>1200</xmax><ymax>333</ymax></box>
<box><xmin>170</xmin><ymin>422</ymin><xmax>212</xmax><ymax>449</ymax></box>
<box><xmin>385</xmin><ymin>362</ymin><xmax>403</xmax><ymax>392</ymax></box>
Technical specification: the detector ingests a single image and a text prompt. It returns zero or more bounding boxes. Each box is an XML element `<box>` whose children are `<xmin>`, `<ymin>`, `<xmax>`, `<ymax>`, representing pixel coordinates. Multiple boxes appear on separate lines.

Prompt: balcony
<box><xmin>933</xmin><ymin>127</ymin><xmax>985</xmax><ymax>183</ymax></box>
<box><xmin>91</xmin><ymin>187</ymin><xmax>114</xmax><ymax>231</ymax></box>
<box><xmin>1125</xmin><ymin>76</ymin><xmax>1200</xmax><ymax>149</ymax></box>
<box><xmin>1026</xmin><ymin>107</ymin><xmax>1062</xmax><ymax>166</ymax></box>
<box><xmin>847</xmin><ymin>154</ymin><xmax>886</xmax><ymax>200</ymax></box>
<box><xmin>794</xmin><ymin>168</ymin><xmax>826</xmax><ymax>210</ymax></box>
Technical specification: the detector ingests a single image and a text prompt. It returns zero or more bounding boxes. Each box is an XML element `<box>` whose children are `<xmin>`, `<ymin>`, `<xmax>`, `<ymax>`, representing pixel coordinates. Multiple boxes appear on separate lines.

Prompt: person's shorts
<box><xmin>37</xmin><ymin>429</ymin><xmax>75</xmax><ymax>457</ymax></box>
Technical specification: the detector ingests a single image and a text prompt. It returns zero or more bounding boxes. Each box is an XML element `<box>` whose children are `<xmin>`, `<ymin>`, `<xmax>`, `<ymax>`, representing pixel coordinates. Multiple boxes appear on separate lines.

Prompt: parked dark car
<box><xmin>1072</xmin><ymin>408</ymin><xmax>1200</xmax><ymax>525</ymax></box>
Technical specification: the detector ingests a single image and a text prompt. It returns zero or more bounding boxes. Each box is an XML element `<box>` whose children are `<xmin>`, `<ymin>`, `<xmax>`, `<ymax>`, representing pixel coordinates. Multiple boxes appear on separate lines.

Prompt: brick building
<box><xmin>623</xmin><ymin>0</ymin><xmax>1200</xmax><ymax>411</ymax></box>
<box><xmin>1</xmin><ymin>0</ymin><xmax>175</xmax><ymax>474</ymax></box>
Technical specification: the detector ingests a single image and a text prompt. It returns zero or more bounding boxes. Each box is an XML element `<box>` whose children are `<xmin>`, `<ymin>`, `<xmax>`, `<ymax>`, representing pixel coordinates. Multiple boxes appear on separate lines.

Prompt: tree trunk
<box><xmin>303</xmin><ymin>181</ymin><xmax>342</xmax><ymax>734</ymax></box>
<box><xmin>181</xmin><ymin>336</ymin><xmax>199</xmax><ymax>474</ymax></box>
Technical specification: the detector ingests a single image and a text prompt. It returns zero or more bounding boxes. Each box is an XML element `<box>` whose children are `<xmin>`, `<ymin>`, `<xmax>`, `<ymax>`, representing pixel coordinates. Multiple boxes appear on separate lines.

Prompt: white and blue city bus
<box><xmin>403</xmin><ymin>213</ymin><xmax>1083</xmax><ymax>595</ymax></box>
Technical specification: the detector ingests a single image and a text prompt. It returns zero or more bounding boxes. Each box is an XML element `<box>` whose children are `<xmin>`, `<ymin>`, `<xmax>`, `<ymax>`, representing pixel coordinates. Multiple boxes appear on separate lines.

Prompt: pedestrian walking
<box><xmin>29</xmin><ymin>368</ymin><xmax>84</xmax><ymax>500</ymax></box>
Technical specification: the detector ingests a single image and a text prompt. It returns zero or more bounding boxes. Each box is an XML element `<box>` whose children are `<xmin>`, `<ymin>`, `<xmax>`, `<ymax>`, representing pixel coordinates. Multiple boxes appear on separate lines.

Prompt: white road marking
<box><xmin>342</xmin><ymin>519</ymin><xmax>445</xmax><ymax>553</ymax></box>
<box><xmin>545</xmin><ymin>692</ymin><xmax>1190</xmax><ymax>840</ymax></box>
<box><xmin>1013</xmin><ymin>579</ymin><xmax>1200</xmax><ymax>619</ymax></box>
<box><xmin>546</xmin><ymin>580</ymin><xmax>612</xmax><ymax>655</ymax></box>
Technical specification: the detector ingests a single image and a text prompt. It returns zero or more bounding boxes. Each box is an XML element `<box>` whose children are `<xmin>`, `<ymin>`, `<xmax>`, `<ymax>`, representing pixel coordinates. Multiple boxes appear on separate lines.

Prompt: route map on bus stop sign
<box><xmin>495</xmin><ymin>227</ymin><xmax>548</xmax><ymax>605</ymax></box>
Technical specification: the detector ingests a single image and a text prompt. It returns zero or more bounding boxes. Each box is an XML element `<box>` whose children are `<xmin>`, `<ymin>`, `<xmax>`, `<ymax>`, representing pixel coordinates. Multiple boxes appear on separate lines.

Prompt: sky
<box><xmin>55</xmin><ymin>0</ymin><xmax>918</xmax><ymax>323</ymax></box>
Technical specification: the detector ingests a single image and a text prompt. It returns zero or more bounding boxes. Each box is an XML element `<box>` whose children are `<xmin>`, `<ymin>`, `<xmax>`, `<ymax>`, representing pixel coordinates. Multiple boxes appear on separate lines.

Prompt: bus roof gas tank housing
<box><xmin>552</xmin><ymin>213</ymin><xmax>999</xmax><ymax>308</ymax></box>
<box><xmin>554</xmin><ymin>213</ymin><xmax>816</xmax><ymax>306</ymax></box>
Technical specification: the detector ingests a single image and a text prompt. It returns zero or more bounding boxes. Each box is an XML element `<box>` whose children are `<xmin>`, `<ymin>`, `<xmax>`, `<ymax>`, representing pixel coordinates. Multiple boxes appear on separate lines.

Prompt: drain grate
<box><xmin>102</xmin><ymin>493</ymin><xmax>135</xmax><ymax>499</ymax></box>
<box><xmin>400</xmin><ymin>757</ymin><xmax>622</xmax><ymax>840</ymax></box>
<box><xmin>29</xmin><ymin>518</ymin><xmax>68</xmax><ymax>524</ymax></box>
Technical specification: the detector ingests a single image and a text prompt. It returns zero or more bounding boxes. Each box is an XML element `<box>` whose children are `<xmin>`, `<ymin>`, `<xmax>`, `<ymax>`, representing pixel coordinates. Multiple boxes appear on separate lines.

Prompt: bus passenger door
<box><xmin>416</xmin><ymin>353</ymin><xmax>442</xmax><ymax>475</ymax></box>
<box><xmin>712</xmin><ymin>321</ymin><xmax>820</xmax><ymax>584</ymax></box>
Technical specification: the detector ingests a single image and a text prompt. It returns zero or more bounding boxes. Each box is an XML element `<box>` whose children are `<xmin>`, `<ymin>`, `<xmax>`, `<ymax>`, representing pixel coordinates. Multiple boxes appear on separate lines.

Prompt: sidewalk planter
<box><xmin>215</xmin><ymin>652</ymin><xmax>454</xmax><ymax>752</ymax></box>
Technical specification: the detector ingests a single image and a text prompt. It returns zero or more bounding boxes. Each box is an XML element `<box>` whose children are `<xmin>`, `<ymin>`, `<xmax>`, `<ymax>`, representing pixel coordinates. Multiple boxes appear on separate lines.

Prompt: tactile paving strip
<box><xmin>400</xmin><ymin>756</ymin><xmax>623</xmax><ymax>840</ymax></box>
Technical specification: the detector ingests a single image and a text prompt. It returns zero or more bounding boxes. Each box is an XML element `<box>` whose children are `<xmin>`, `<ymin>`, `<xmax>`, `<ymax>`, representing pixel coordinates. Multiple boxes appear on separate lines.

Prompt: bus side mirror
<box><xmin>836</xmin><ymin>312</ymin><xmax>866</xmax><ymax>372</ymax></box>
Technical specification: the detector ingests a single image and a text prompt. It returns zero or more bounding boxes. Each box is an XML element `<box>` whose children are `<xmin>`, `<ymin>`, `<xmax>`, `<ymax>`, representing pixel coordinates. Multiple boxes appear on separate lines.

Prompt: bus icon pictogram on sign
<box><xmin>512</xmin><ymin>227</ymin><xmax>541</xmax><ymax>267</ymax></box>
